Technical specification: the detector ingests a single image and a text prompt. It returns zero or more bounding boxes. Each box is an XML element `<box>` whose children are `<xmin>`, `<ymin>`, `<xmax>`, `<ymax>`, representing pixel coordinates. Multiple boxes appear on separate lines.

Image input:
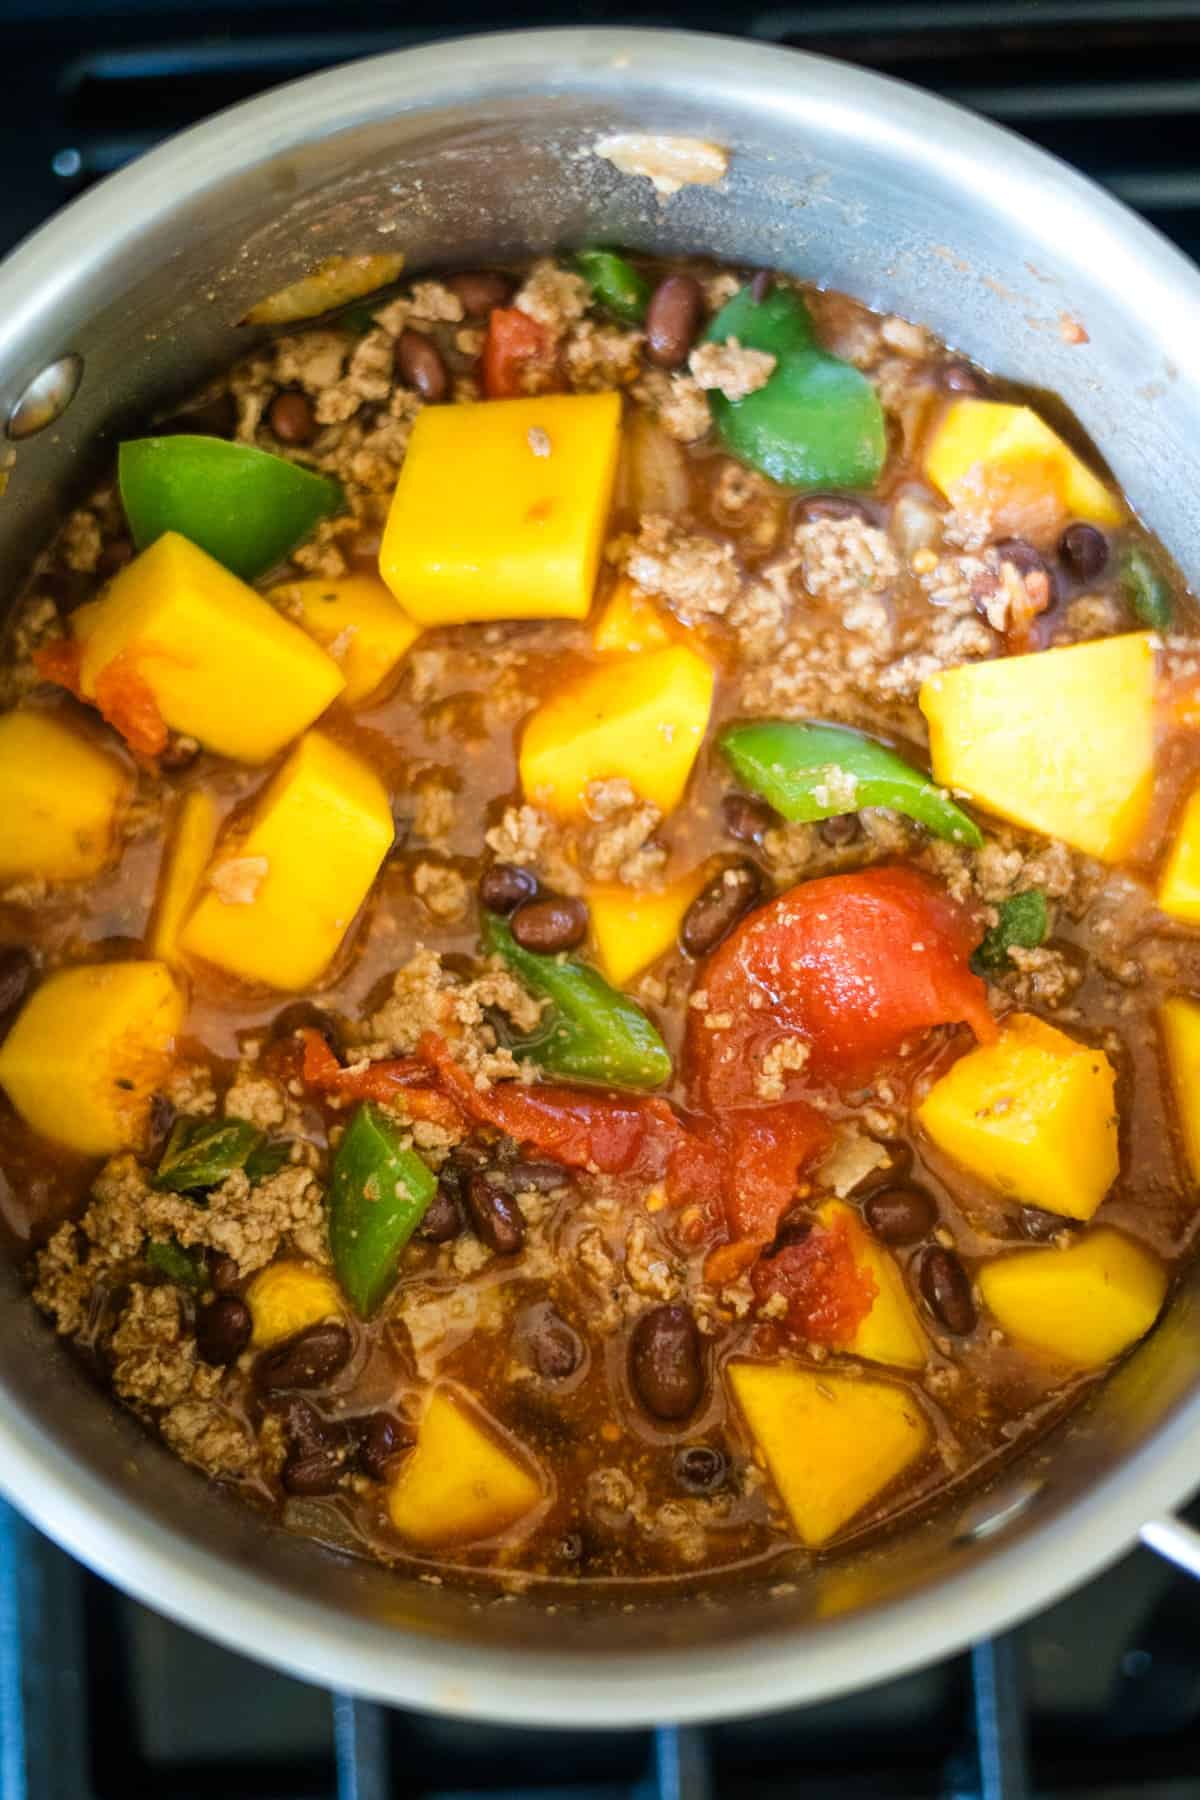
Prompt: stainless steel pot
<box><xmin>1</xmin><ymin>26</ymin><xmax>1199</xmax><ymax>1726</ymax></box>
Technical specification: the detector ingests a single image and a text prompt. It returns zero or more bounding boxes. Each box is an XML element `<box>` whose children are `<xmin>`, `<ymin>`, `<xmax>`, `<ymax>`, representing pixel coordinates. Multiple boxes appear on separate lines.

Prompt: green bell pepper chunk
<box><xmin>119</xmin><ymin>436</ymin><xmax>343</xmax><ymax>582</ymax></box>
<box><xmin>145</xmin><ymin>1237</ymin><xmax>206</xmax><ymax>1292</ymax></box>
<box><xmin>575</xmin><ymin>249</ymin><xmax>651</xmax><ymax>324</ymax></box>
<box><xmin>482</xmin><ymin>913</ymin><xmax>672</xmax><ymax>1089</ymax></box>
<box><xmin>152</xmin><ymin>1116</ymin><xmax>262</xmax><ymax>1194</ymax></box>
<box><xmin>1121</xmin><ymin>544</ymin><xmax>1173</xmax><ymax>631</ymax></box>
<box><xmin>327</xmin><ymin>1102</ymin><xmax>437</xmax><ymax>1316</ymax></box>
<box><xmin>971</xmin><ymin>891</ymin><xmax>1049</xmax><ymax>977</ymax></box>
<box><xmin>244</xmin><ymin>1138</ymin><xmax>293</xmax><ymax>1182</ymax></box>
<box><xmin>704</xmin><ymin>285</ymin><xmax>886</xmax><ymax>490</ymax></box>
<box><xmin>720</xmin><ymin>719</ymin><xmax>983</xmax><ymax>848</ymax></box>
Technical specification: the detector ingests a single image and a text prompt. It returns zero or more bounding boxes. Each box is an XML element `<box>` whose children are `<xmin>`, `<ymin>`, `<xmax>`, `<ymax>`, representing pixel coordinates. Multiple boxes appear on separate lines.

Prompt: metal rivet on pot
<box><xmin>954</xmin><ymin>1477</ymin><xmax>1043</xmax><ymax>1546</ymax></box>
<box><xmin>7</xmin><ymin>353</ymin><xmax>83</xmax><ymax>439</ymax></box>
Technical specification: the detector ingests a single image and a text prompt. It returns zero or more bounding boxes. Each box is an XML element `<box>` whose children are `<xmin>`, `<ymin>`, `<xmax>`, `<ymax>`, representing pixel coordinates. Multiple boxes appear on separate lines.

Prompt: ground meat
<box><xmin>60</xmin><ymin>509</ymin><xmax>103</xmax><ymax>574</ymax></box>
<box><xmin>411</xmin><ymin>779</ymin><xmax>458</xmax><ymax>850</ymax></box>
<box><xmin>514</xmin><ymin>260</ymin><xmax>589</xmax><ymax>337</ymax></box>
<box><xmin>625</xmin><ymin>515</ymin><xmax>743</xmax><ymax>622</ymax></box>
<box><xmin>31</xmin><ymin>1224</ymin><xmax>96</xmax><ymax>1337</ymax></box>
<box><xmin>1055</xmin><ymin>592</ymin><xmax>1128</xmax><ymax>643</ymax></box>
<box><xmin>109</xmin><ymin>1283</ymin><xmax>195</xmax><ymax>1409</ymax></box>
<box><xmin>703</xmin><ymin>271</ymin><xmax>742</xmax><ymax>313</ymax></box>
<box><xmin>565</xmin><ymin>320</ymin><xmax>644</xmax><ymax>392</ymax></box>
<box><xmin>574</xmin><ymin>1227</ymin><xmax>623</xmax><ymax>1334</ymax></box>
<box><xmin>272</xmin><ymin>330</ymin><xmax>348</xmax><ymax>394</ymax></box>
<box><xmin>624</xmin><ymin>1217</ymin><xmax>681</xmax><ymax>1301</ymax></box>
<box><xmin>631</xmin><ymin>369</ymin><xmax>712</xmax><ymax>443</ymax></box>
<box><xmin>365</xmin><ymin>948</ymin><xmax>544</xmax><ymax>1066</ymax></box>
<box><xmin>161</xmin><ymin>1395</ymin><xmax>256</xmax><ymax>1477</ymax></box>
<box><xmin>709</xmin><ymin>462</ymin><xmax>784</xmax><ymax>554</ymax></box>
<box><xmin>688</xmin><ymin>339</ymin><xmax>776</xmax><ymax>400</ymax></box>
<box><xmin>795</xmin><ymin>515</ymin><xmax>899</xmax><ymax>609</ymax></box>
<box><xmin>484</xmin><ymin>804</ymin><xmax>549</xmax><ymax>864</ymax></box>
<box><xmin>408</xmin><ymin>281</ymin><xmax>465</xmax><ymax>325</ymax></box>
<box><xmin>1</xmin><ymin>594</ymin><xmax>60</xmax><ymax>701</ymax></box>
<box><xmin>755</xmin><ymin>1037</ymin><xmax>811</xmax><ymax>1101</ymax></box>
<box><xmin>223</xmin><ymin>1066</ymin><xmax>299</xmax><ymax>1134</ymax></box>
<box><xmin>412</xmin><ymin>860</ymin><xmax>470</xmax><ymax>922</ymax></box>
<box><xmin>313</xmin><ymin>328</ymin><xmax>395</xmax><ymax>425</ymax></box>
<box><xmin>164</xmin><ymin>1062</ymin><xmax>218</xmax><ymax>1118</ymax></box>
<box><xmin>999</xmin><ymin>943</ymin><xmax>1084</xmax><ymax>1009</ymax></box>
<box><xmin>581</xmin><ymin>788</ymin><xmax>666</xmax><ymax>885</ymax></box>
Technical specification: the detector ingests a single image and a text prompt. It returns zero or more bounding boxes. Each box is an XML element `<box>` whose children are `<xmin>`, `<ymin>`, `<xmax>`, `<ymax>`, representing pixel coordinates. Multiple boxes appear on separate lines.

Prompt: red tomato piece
<box><xmin>300</xmin><ymin>1029</ymin><xmax>465</xmax><ymax>1133</ymax></box>
<box><xmin>751</xmin><ymin>1213</ymin><xmax>878</xmax><ymax>1346</ymax></box>
<box><xmin>93</xmin><ymin>651</ymin><xmax>169</xmax><ymax>758</ymax></box>
<box><xmin>33</xmin><ymin>638</ymin><xmax>84</xmax><ymax>697</ymax></box>
<box><xmin>724</xmin><ymin>1102</ymin><xmax>832</xmax><ymax>1245</ymax></box>
<box><xmin>689</xmin><ymin>865</ymin><xmax>994</xmax><ymax>1106</ymax></box>
<box><xmin>482</xmin><ymin>307</ymin><xmax>555</xmax><ymax>399</ymax></box>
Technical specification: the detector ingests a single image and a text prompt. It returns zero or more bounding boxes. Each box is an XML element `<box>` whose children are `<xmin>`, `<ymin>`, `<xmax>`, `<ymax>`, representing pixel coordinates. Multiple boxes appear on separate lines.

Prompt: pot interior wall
<box><xmin>1</xmin><ymin>31</ymin><xmax>1199</xmax><ymax>1683</ymax></box>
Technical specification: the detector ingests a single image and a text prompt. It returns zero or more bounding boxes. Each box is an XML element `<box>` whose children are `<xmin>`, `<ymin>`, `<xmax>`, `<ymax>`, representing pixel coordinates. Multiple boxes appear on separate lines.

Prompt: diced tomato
<box><xmin>33</xmin><ymin>637</ymin><xmax>84</xmax><ymax>697</ymax></box>
<box><xmin>93</xmin><ymin>651</ymin><xmax>168</xmax><ymax>758</ymax></box>
<box><xmin>482</xmin><ymin>308</ymin><xmax>555</xmax><ymax>399</ymax></box>
<box><xmin>688</xmin><ymin>866</ymin><xmax>994</xmax><ymax>1107</ymax></box>
<box><xmin>724</xmin><ymin>1102</ymin><xmax>832</xmax><ymax>1245</ymax></box>
<box><xmin>300</xmin><ymin>1029</ymin><xmax>465</xmax><ymax>1133</ymax></box>
<box><xmin>751</xmin><ymin>1213</ymin><xmax>878</xmax><ymax>1345</ymax></box>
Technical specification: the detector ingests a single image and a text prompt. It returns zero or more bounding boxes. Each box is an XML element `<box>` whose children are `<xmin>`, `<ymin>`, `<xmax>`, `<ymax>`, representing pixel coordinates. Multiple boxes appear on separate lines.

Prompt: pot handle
<box><xmin>1141</xmin><ymin>1514</ymin><xmax>1200</xmax><ymax>1578</ymax></box>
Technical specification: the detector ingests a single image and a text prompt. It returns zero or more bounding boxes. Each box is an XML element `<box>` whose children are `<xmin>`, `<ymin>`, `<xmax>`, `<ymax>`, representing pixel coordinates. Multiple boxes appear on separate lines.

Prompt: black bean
<box><xmin>1058</xmin><ymin>522</ymin><xmax>1108</xmax><ymax>583</ymax></box>
<box><xmin>97</xmin><ymin>538</ymin><xmax>134</xmax><ymax>579</ymax></box>
<box><xmin>417</xmin><ymin>1177</ymin><xmax>462</xmax><ymax>1244</ymax></box>
<box><xmin>277</xmin><ymin>1395</ymin><xmax>340</xmax><ymax>1455</ymax></box>
<box><xmin>994</xmin><ymin>537</ymin><xmax>1057</xmax><ymax>601</ymax></box>
<box><xmin>941</xmin><ymin>361</ymin><xmax>988</xmax><ymax>396</ymax></box>
<box><xmin>865</xmin><ymin>1186</ymin><xmax>938</xmax><ymax>1246</ymax></box>
<box><xmin>795</xmin><ymin>494</ymin><xmax>872</xmax><ymax>524</ymax></box>
<box><xmin>0</xmin><ymin>947</ymin><xmax>33</xmax><ymax>1027</ymax></box>
<box><xmin>281</xmin><ymin>1447</ymin><xmax>345</xmax><ymax>1497</ymax></box>
<box><xmin>510</xmin><ymin>894</ymin><xmax>588</xmax><ymax>954</ymax></box>
<box><xmin>355</xmin><ymin>1411</ymin><xmax>405</xmax><ymax>1481</ymax></box>
<box><xmin>629</xmin><ymin>1304</ymin><xmax>703</xmax><ymax>1422</ymax></box>
<box><xmin>207</xmin><ymin>1251</ymin><xmax>241</xmax><ymax>1293</ymax></box>
<box><xmin>267</xmin><ymin>1000</ymin><xmax>342</xmax><ymax>1053</ymax></box>
<box><xmin>255</xmin><ymin>1321</ymin><xmax>352</xmax><ymax>1391</ymax></box>
<box><xmin>448</xmin><ymin>270</ymin><xmax>514</xmax><ymax>316</ymax></box>
<box><xmin>523</xmin><ymin>1303</ymin><xmax>583</xmax><ymax>1379</ymax></box>
<box><xmin>1019</xmin><ymin>1204</ymin><xmax>1079</xmax><ymax>1243</ymax></box>
<box><xmin>766</xmin><ymin>1213</ymin><xmax>812</xmax><ymax>1257</ymax></box>
<box><xmin>508</xmin><ymin>1159</ymin><xmax>571</xmax><ymax>1193</ymax></box>
<box><xmin>266</xmin><ymin>389</ymin><xmax>316</xmax><ymax>445</ymax></box>
<box><xmin>673</xmin><ymin>1444</ymin><xmax>727</xmax><ymax>1495</ymax></box>
<box><xmin>645</xmin><ymin>274</ymin><xmax>704</xmax><ymax>369</ymax></box>
<box><xmin>479</xmin><ymin>862</ymin><xmax>539</xmax><ymax>914</ymax></box>
<box><xmin>721</xmin><ymin>792</ymin><xmax>779</xmax><ymax>845</ymax></box>
<box><xmin>680</xmin><ymin>862</ymin><xmax>762</xmax><ymax>958</ymax></box>
<box><xmin>157</xmin><ymin>393</ymin><xmax>238</xmax><ymax>439</ymax></box>
<box><xmin>465</xmin><ymin>1172</ymin><xmax>526</xmax><ymax>1255</ymax></box>
<box><xmin>919</xmin><ymin>1246</ymin><xmax>976</xmax><ymax>1335</ymax></box>
<box><xmin>395</xmin><ymin>329</ymin><xmax>448</xmax><ymax>403</ymax></box>
<box><xmin>196</xmin><ymin>1296</ymin><xmax>252</xmax><ymax>1365</ymax></box>
<box><xmin>819</xmin><ymin>812</ymin><xmax>861</xmax><ymax>847</ymax></box>
<box><xmin>749</xmin><ymin>270</ymin><xmax>773</xmax><ymax>304</ymax></box>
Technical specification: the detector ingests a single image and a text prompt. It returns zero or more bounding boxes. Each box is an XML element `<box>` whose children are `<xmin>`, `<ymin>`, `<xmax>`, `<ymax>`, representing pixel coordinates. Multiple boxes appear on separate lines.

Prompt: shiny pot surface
<box><xmin>1</xmin><ymin>27</ymin><xmax>1199</xmax><ymax>1725</ymax></box>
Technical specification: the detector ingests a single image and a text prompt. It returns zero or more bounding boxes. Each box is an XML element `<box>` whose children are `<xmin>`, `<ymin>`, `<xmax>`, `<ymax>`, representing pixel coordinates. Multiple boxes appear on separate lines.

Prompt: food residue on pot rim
<box><xmin>592</xmin><ymin>132</ymin><xmax>729</xmax><ymax>196</ymax></box>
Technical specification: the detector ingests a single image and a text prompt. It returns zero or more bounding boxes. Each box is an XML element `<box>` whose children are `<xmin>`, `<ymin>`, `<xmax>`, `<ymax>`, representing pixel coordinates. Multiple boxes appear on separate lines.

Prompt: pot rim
<box><xmin>3</xmin><ymin>25</ymin><xmax>1200</xmax><ymax>1723</ymax></box>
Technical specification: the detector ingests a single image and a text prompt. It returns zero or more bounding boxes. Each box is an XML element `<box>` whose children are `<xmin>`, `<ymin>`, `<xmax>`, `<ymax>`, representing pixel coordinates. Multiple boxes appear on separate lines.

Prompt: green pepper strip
<box><xmin>971</xmin><ymin>891</ymin><xmax>1049</xmax><ymax>977</ymax></box>
<box><xmin>704</xmin><ymin>286</ymin><xmax>886</xmax><ymax>491</ymax></box>
<box><xmin>145</xmin><ymin>1238</ymin><xmax>206</xmax><ymax>1292</ymax></box>
<box><xmin>119</xmin><ymin>436</ymin><xmax>343</xmax><ymax>583</ymax></box>
<box><xmin>720</xmin><ymin>719</ymin><xmax>983</xmax><ymax>849</ymax></box>
<box><xmin>1121</xmin><ymin>545</ymin><xmax>1173</xmax><ymax>631</ymax></box>
<box><xmin>482</xmin><ymin>913</ymin><xmax>672</xmax><ymax>1089</ymax></box>
<box><xmin>575</xmin><ymin>249</ymin><xmax>651</xmax><ymax>324</ymax></box>
<box><xmin>152</xmin><ymin>1116</ymin><xmax>263</xmax><ymax>1194</ymax></box>
<box><xmin>327</xmin><ymin>1102</ymin><xmax>436</xmax><ymax>1316</ymax></box>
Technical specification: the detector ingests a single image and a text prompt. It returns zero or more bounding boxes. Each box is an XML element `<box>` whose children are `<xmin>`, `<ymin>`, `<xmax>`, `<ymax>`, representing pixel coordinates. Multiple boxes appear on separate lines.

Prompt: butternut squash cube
<box><xmin>919</xmin><ymin>632</ymin><xmax>1155</xmax><ymax>861</ymax></box>
<box><xmin>1157</xmin><ymin>785</ymin><xmax>1200</xmax><ymax>923</ymax></box>
<box><xmin>728</xmin><ymin>1360</ymin><xmax>929</xmax><ymax>1548</ymax></box>
<box><xmin>925</xmin><ymin>399</ymin><xmax>1123</xmax><ymax>529</ymax></box>
<box><xmin>245</xmin><ymin>1261</ymin><xmax>345</xmax><ymax>1348</ymax></box>
<box><xmin>588</xmin><ymin>870</ymin><xmax>706</xmax><ymax>988</ymax></box>
<box><xmin>74</xmin><ymin>532</ymin><xmax>345</xmax><ymax>762</ymax></box>
<box><xmin>1159</xmin><ymin>996</ymin><xmax>1200</xmax><ymax>1184</ymax></box>
<box><xmin>918</xmin><ymin>1014</ymin><xmax>1118</xmax><ymax>1221</ymax></box>
<box><xmin>387</xmin><ymin>1386</ymin><xmax>542</xmax><ymax>1548</ymax></box>
<box><xmin>519</xmin><ymin>646</ymin><xmax>714</xmax><ymax>819</ymax></box>
<box><xmin>267</xmin><ymin>574</ymin><xmax>421</xmax><ymax>706</ymax></box>
<box><xmin>180</xmin><ymin>731</ymin><xmax>393</xmax><ymax>990</ymax></box>
<box><xmin>0</xmin><ymin>961</ymin><xmax>181</xmax><ymax>1155</ymax></box>
<box><xmin>0</xmin><ymin>709</ymin><xmax>128</xmax><ymax>882</ymax></box>
<box><xmin>380</xmin><ymin>392</ymin><xmax>622</xmax><ymax>625</ymax></box>
<box><xmin>149</xmin><ymin>791</ymin><xmax>220</xmax><ymax>968</ymax></box>
<box><xmin>978</xmin><ymin>1228</ymin><xmax>1166</xmax><ymax>1367</ymax></box>
<box><xmin>592</xmin><ymin>576</ymin><xmax>673</xmax><ymax>654</ymax></box>
<box><xmin>817</xmin><ymin>1201</ymin><xmax>926</xmax><ymax>1369</ymax></box>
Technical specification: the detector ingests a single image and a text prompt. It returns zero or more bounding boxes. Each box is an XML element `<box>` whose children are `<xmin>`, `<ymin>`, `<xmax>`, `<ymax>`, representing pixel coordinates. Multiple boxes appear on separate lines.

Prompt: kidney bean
<box><xmin>508</xmin><ymin>1159</ymin><xmax>571</xmax><ymax>1193</ymax></box>
<box><xmin>266</xmin><ymin>389</ymin><xmax>316</xmax><ymax>445</ymax></box>
<box><xmin>282</xmin><ymin>1447</ymin><xmax>346</xmax><ymax>1497</ymax></box>
<box><xmin>680</xmin><ymin>862</ymin><xmax>762</xmax><ymax>957</ymax></box>
<box><xmin>673</xmin><ymin>1444</ymin><xmax>727</xmax><ymax>1495</ymax></box>
<box><xmin>795</xmin><ymin>494</ymin><xmax>872</xmax><ymax>525</ymax></box>
<box><xmin>355</xmin><ymin>1411</ymin><xmax>405</xmax><ymax>1481</ymax></box>
<box><xmin>629</xmin><ymin>1304</ymin><xmax>703</xmax><ymax>1421</ymax></box>
<box><xmin>207</xmin><ymin>1251</ymin><xmax>241</xmax><ymax>1293</ymax></box>
<box><xmin>510</xmin><ymin>894</ymin><xmax>588</xmax><ymax>954</ymax></box>
<box><xmin>819</xmin><ymin>813</ymin><xmax>861</xmax><ymax>847</ymax></box>
<box><xmin>479</xmin><ymin>861</ymin><xmax>539</xmax><ymax>914</ymax></box>
<box><xmin>255</xmin><ymin>1322</ymin><xmax>352</xmax><ymax>1391</ymax></box>
<box><xmin>0</xmin><ymin>948</ymin><xmax>34</xmax><ymax>1028</ymax></box>
<box><xmin>448</xmin><ymin>270</ymin><xmax>514</xmax><ymax>316</ymax></box>
<box><xmin>919</xmin><ymin>1246</ymin><xmax>976</xmax><ymax>1335</ymax></box>
<box><xmin>940</xmin><ymin>361</ymin><xmax>988</xmax><ymax>395</ymax></box>
<box><xmin>865</xmin><ymin>1187</ymin><xmax>938</xmax><ymax>1246</ymax></box>
<box><xmin>417</xmin><ymin>1177</ymin><xmax>462</xmax><ymax>1244</ymax></box>
<box><xmin>721</xmin><ymin>792</ymin><xmax>779</xmax><ymax>845</ymax></box>
<box><xmin>1058</xmin><ymin>522</ymin><xmax>1108</xmax><ymax>582</ymax></box>
<box><xmin>195</xmin><ymin>1296</ymin><xmax>252</xmax><ymax>1366</ymax></box>
<box><xmin>523</xmin><ymin>1303</ymin><xmax>583</xmax><ymax>1379</ymax></box>
<box><xmin>465</xmin><ymin>1172</ymin><xmax>526</xmax><ymax>1255</ymax></box>
<box><xmin>395</xmin><ymin>329</ymin><xmax>448</xmax><ymax>403</ymax></box>
<box><xmin>645</xmin><ymin>274</ymin><xmax>704</xmax><ymax>369</ymax></box>
<box><xmin>1019</xmin><ymin>1204</ymin><xmax>1078</xmax><ymax>1243</ymax></box>
<box><xmin>158</xmin><ymin>392</ymin><xmax>238</xmax><ymax>438</ymax></box>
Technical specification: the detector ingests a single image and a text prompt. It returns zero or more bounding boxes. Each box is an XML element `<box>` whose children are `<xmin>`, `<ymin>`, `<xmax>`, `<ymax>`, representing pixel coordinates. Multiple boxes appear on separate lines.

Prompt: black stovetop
<box><xmin>4</xmin><ymin>5</ymin><xmax>1200</xmax><ymax>1795</ymax></box>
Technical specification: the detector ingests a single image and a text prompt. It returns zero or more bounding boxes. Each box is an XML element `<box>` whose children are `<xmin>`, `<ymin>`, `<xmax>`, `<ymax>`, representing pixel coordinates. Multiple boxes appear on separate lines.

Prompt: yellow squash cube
<box><xmin>728</xmin><ymin>1360</ymin><xmax>929</xmax><ymax>1548</ymax></box>
<box><xmin>180</xmin><ymin>731</ymin><xmax>393</xmax><ymax>991</ymax></box>
<box><xmin>245</xmin><ymin>1261</ymin><xmax>345</xmax><ymax>1348</ymax></box>
<box><xmin>918</xmin><ymin>1014</ymin><xmax>1118</xmax><ymax>1221</ymax></box>
<box><xmin>379</xmin><ymin>392</ymin><xmax>622</xmax><ymax>625</ymax></box>
<box><xmin>74</xmin><ymin>532</ymin><xmax>345</xmax><ymax>762</ymax></box>
<box><xmin>149</xmin><ymin>791</ymin><xmax>220</xmax><ymax>968</ymax></box>
<box><xmin>267</xmin><ymin>574</ymin><xmax>421</xmax><ymax>706</ymax></box>
<box><xmin>520</xmin><ymin>646</ymin><xmax>714</xmax><ymax>819</ymax></box>
<box><xmin>1158</xmin><ymin>785</ymin><xmax>1200</xmax><ymax>923</ymax></box>
<box><xmin>592</xmin><ymin>576</ymin><xmax>674</xmax><ymax>654</ymax></box>
<box><xmin>0</xmin><ymin>961</ymin><xmax>182</xmax><ymax>1155</ymax></box>
<box><xmin>1160</xmin><ymin>996</ymin><xmax>1200</xmax><ymax>1184</ymax></box>
<box><xmin>979</xmin><ymin>1229</ymin><xmax>1166</xmax><ymax>1367</ymax></box>
<box><xmin>925</xmin><ymin>399</ymin><xmax>1123</xmax><ymax>529</ymax></box>
<box><xmin>387</xmin><ymin>1386</ymin><xmax>543</xmax><ymax>1548</ymax></box>
<box><xmin>0</xmin><ymin>709</ymin><xmax>128</xmax><ymax>882</ymax></box>
<box><xmin>818</xmin><ymin>1202</ymin><xmax>926</xmax><ymax>1369</ymax></box>
<box><xmin>588</xmin><ymin>870</ymin><xmax>706</xmax><ymax>988</ymax></box>
<box><xmin>920</xmin><ymin>632</ymin><xmax>1155</xmax><ymax>861</ymax></box>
